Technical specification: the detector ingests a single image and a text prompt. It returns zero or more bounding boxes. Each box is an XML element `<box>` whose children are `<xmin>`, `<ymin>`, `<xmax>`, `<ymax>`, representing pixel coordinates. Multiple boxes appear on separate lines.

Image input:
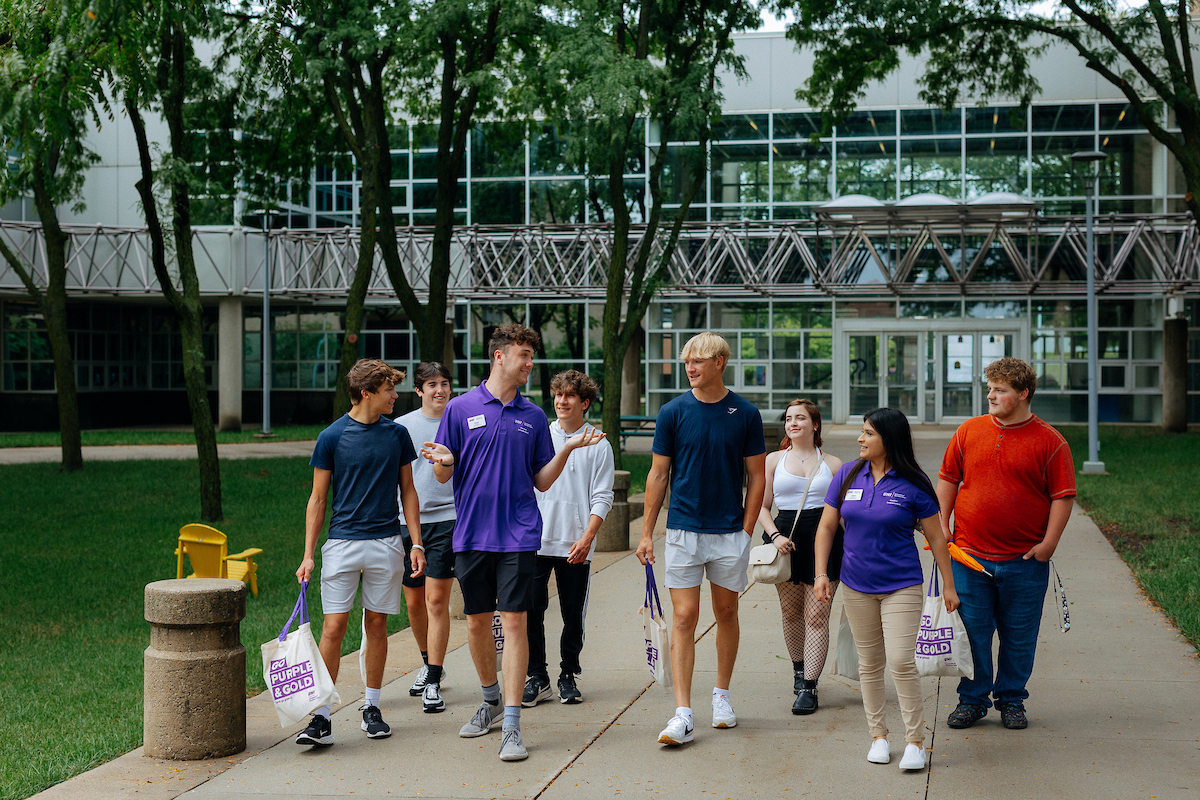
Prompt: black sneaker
<box><xmin>996</xmin><ymin>701</ymin><xmax>1028</xmax><ymax>729</ymax></box>
<box><xmin>296</xmin><ymin>713</ymin><xmax>333</xmax><ymax>746</ymax></box>
<box><xmin>521</xmin><ymin>673</ymin><xmax>552</xmax><ymax>707</ymax></box>
<box><xmin>946</xmin><ymin>702</ymin><xmax>988</xmax><ymax>729</ymax></box>
<box><xmin>360</xmin><ymin>704</ymin><xmax>391</xmax><ymax>738</ymax></box>
<box><xmin>558</xmin><ymin>673</ymin><xmax>583</xmax><ymax>704</ymax></box>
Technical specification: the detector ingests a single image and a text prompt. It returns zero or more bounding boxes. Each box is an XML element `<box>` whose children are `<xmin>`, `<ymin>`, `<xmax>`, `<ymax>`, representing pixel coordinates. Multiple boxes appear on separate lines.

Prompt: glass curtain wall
<box><xmin>289</xmin><ymin>100</ymin><xmax>1180</xmax><ymax>227</ymax></box>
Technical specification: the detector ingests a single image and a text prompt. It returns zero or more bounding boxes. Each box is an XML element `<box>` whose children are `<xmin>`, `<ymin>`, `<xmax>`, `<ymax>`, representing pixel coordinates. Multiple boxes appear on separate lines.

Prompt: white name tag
<box><xmin>467</xmin><ymin>414</ymin><xmax>486</xmax><ymax>430</ymax></box>
<box><xmin>844</xmin><ymin>488</ymin><xmax>864</xmax><ymax>501</ymax></box>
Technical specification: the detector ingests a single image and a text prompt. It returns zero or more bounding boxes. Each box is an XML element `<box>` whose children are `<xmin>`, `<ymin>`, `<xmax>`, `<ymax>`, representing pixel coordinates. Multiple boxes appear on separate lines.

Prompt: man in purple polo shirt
<box><xmin>421</xmin><ymin>323</ymin><xmax>604</xmax><ymax>762</ymax></box>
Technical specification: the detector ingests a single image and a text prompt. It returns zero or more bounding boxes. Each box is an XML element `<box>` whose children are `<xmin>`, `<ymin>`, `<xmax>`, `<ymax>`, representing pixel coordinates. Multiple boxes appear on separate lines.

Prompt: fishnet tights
<box><xmin>776</xmin><ymin>580</ymin><xmax>839</xmax><ymax>680</ymax></box>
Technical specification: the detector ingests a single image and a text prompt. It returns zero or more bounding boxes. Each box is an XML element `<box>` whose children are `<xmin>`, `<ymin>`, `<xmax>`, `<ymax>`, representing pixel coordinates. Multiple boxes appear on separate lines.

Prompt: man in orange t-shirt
<box><xmin>936</xmin><ymin>357</ymin><xmax>1076</xmax><ymax>732</ymax></box>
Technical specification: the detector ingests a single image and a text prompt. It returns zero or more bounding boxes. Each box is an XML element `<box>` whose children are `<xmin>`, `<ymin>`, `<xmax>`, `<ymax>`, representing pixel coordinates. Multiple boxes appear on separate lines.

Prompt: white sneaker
<box><xmin>899</xmin><ymin>743</ymin><xmax>926</xmax><ymax>771</ymax></box>
<box><xmin>867</xmin><ymin>738</ymin><xmax>890</xmax><ymax>764</ymax></box>
<box><xmin>657</xmin><ymin>715</ymin><xmax>694</xmax><ymax>745</ymax></box>
<box><xmin>711</xmin><ymin>694</ymin><xmax>737</xmax><ymax>728</ymax></box>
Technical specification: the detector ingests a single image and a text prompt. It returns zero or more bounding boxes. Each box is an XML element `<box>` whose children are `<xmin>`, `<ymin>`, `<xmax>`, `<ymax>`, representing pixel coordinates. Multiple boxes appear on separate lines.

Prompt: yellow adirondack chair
<box><xmin>175</xmin><ymin>523</ymin><xmax>264</xmax><ymax>596</ymax></box>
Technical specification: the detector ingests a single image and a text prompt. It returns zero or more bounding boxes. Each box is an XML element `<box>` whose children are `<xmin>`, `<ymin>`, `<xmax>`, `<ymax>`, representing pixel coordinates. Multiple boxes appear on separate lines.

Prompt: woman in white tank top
<box><xmin>756</xmin><ymin>399</ymin><xmax>844</xmax><ymax>716</ymax></box>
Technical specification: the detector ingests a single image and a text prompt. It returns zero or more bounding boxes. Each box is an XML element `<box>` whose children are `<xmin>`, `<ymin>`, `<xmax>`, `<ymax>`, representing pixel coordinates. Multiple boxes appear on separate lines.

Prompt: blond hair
<box><xmin>679</xmin><ymin>331</ymin><xmax>731</xmax><ymax>366</ymax></box>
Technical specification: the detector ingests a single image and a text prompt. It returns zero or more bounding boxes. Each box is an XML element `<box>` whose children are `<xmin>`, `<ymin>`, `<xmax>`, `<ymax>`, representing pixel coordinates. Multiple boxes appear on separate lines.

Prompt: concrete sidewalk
<box><xmin>37</xmin><ymin>497</ymin><xmax>1200</xmax><ymax>800</ymax></box>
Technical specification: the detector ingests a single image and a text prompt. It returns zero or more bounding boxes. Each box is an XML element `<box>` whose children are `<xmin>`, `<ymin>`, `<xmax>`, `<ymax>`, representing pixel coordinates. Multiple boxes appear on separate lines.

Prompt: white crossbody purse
<box><xmin>747</xmin><ymin>450</ymin><xmax>823</xmax><ymax>585</ymax></box>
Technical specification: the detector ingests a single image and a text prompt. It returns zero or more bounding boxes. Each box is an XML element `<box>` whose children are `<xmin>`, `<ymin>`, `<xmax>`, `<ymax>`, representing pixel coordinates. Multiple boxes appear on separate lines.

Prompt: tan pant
<box><xmin>841</xmin><ymin>584</ymin><xmax>925</xmax><ymax>744</ymax></box>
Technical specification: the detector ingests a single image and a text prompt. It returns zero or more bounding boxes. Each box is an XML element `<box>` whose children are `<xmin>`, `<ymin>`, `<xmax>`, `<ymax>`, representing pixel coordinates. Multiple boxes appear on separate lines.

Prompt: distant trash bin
<box><xmin>144</xmin><ymin>578</ymin><xmax>247</xmax><ymax>759</ymax></box>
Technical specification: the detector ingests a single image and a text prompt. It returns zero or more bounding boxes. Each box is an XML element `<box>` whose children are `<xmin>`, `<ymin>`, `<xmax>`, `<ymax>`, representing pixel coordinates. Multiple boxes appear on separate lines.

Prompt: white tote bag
<box><xmin>831</xmin><ymin>604</ymin><xmax>859</xmax><ymax>680</ymax></box>
<box><xmin>915</xmin><ymin>570</ymin><xmax>974</xmax><ymax>680</ymax></box>
<box><xmin>641</xmin><ymin>563</ymin><xmax>672</xmax><ymax>689</ymax></box>
<box><xmin>261</xmin><ymin>582</ymin><xmax>341</xmax><ymax>727</ymax></box>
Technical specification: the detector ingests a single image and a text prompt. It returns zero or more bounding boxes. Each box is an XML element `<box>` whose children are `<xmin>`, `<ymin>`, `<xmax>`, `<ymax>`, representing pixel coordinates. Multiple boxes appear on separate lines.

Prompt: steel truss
<box><xmin>3</xmin><ymin>213</ymin><xmax>1199</xmax><ymax>301</ymax></box>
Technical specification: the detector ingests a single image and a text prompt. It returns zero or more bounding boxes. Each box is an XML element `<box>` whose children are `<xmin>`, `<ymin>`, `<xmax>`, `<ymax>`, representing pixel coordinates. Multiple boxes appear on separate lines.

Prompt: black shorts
<box><xmin>455</xmin><ymin>550</ymin><xmax>537</xmax><ymax>615</ymax></box>
<box><xmin>401</xmin><ymin>520</ymin><xmax>456</xmax><ymax>588</ymax></box>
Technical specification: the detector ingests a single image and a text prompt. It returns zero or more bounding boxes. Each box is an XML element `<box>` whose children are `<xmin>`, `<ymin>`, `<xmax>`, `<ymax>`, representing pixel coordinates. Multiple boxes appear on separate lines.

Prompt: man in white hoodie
<box><xmin>523</xmin><ymin>370</ymin><xmax>615</xmax><ymax>706</ymax></box>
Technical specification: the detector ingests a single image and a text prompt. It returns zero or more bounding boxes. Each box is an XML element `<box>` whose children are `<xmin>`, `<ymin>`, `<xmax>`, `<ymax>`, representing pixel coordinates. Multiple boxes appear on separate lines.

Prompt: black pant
<box><xmin>527</xmin><ymin>555</ymin><xmax>591</xmax><ymax>678</ymax></box>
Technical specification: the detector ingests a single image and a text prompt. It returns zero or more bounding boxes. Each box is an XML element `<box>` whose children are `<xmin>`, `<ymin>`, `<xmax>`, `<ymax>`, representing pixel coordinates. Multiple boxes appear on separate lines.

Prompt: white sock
<box><xmin>675</xmin><ymin>706</ymin><xmax>693</xmax><ymax>724</ymax></box>
<box><xmin>713</xmin><ymin>687</ymin><xmax>730</xmax><ymax>699</ymax></box>
<box><xmin>365</xmin><ymin>687</ymin><xmax>381</xmax><ymax>708</ymax></box>
<box><xmin>316</xmin><ymin>705</ymin><xmax>331</xmax><ymax>720</ymax></box>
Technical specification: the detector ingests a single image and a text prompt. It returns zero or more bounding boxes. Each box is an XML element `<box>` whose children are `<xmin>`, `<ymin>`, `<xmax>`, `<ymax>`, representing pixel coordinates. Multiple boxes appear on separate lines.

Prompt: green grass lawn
<box><xmin>1057</xmin><ymin>425</ymin><xmax>1200</xmax><ymax>651</ymax></box>
<box><xmin>0</xmin><ymin>425</ymin><xmax>327</xmax><ymax>448</ymax></box>
<box><xmin>0</xmin><ymin>457</ymin><xmax>408</xmax><ymax>800</ymax></box>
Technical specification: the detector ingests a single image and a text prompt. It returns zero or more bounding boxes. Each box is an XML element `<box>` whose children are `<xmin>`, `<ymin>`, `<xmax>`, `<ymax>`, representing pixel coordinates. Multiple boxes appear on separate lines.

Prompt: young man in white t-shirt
<box><xmin>396</xmin><ymin>362</ymin><xmax>457</xmax><ymax>713</ymax></box>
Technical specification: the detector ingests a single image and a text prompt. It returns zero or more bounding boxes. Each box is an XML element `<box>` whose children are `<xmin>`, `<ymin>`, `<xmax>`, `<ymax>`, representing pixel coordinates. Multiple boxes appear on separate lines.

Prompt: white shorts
<box><xmin>664</xmin><ymin>528</ymin><xmax>752</xmax><ymax>592</ymax></box>
<box><xmin>319</xmin><ymin>535</ymin><xmax>405</xmax><ymax>615</ymax></box>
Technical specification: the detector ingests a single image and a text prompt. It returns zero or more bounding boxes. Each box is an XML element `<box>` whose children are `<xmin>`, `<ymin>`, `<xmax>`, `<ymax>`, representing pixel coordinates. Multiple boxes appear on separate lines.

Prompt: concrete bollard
<box><xmin>144</xmin><ymin>579</ymin><xmax>247</xmax><ymax>760</ymax></box>
<box><xmin>596</xmin><ymin>470</ymin><xmax>632</xmax><ymax>552</ymax></box>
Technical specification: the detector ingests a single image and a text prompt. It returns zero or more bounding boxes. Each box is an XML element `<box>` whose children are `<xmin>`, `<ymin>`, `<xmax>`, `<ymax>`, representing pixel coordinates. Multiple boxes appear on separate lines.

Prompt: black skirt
<box><xmin>764</xmin><ymin>507</ymin><xmax>843</xmax><ymax>586</ymax></box>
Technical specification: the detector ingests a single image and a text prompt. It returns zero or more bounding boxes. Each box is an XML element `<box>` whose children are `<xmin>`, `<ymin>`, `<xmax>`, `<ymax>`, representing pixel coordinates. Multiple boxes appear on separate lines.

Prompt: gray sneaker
<box><xmin>498</xmin><ymin>728</ymin><xmax>528</xmax><ymax>761</ymax></box>
<box><xmin>459</xmin><ymin>701</ymin><xmax>499</xmax><ymax>738</ymax></box>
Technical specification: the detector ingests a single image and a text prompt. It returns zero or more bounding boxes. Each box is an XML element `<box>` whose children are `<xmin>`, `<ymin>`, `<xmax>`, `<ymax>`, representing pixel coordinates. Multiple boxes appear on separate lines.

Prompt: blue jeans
<box><xmin>953</xmin><ymin>556</ymin><xmax>1050</xmax><ymax>708</ymax></box>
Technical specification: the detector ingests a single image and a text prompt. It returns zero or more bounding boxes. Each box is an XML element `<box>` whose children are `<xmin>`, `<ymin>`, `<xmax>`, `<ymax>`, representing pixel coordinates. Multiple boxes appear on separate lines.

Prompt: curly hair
<box><xmin>984</xmin><ymin>357</ymin><xmax>1037</xmax><ymax>400</ymax></box>
<box><xmin>549</xmin><ymin>369</ymin><xmax>599</xmax><ymax>409</ymax></box>
<box><xmin>347</xmin><ymin>359</ymin><xmax>405</xmax><ymax>404</ymax></box>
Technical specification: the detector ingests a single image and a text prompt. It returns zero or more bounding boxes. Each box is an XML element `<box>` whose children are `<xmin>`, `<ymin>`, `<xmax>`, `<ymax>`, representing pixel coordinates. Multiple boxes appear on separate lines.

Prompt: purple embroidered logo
<box><xmin>268</xmin><ymin>657</ymin><xmax>316</xmax><ymax>700</ymax></box>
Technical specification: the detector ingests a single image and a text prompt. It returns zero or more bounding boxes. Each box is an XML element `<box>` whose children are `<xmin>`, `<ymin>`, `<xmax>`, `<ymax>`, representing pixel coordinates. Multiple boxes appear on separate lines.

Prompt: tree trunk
<box><xmin>333</xmin><ymin>220</ymin><xmax>377</xmax><ymax>417</ymax></box>
<box><xmin>40</xmin><ymin>222</ymin><xmax>83</xmax><ymax>473</ymax></box>
<box><xmin>163</xmin><ymin>25</ymin><xmax>222</xmax><ymax>521</ymax></box>
<box><xmin>601</xmin><ymin>162</ymin><xmax>633</xmax><ymax>470</ymax></box>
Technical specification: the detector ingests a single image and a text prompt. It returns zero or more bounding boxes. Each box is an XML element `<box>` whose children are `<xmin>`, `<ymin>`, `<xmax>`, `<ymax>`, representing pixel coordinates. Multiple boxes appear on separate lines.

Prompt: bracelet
<box><xmin>814</xmin><ymin>573</ymin><xmax>828</xmax><ymax>579</ymax></box>
<box><xmin>410</xmin><ymin>544</ymin><xmax>426</xmax><ymax>552</ymax></box>
<box><xmin>769</xmin><ymin>531</ymin><xmax>783</xmax><ymax>540</ymax></box>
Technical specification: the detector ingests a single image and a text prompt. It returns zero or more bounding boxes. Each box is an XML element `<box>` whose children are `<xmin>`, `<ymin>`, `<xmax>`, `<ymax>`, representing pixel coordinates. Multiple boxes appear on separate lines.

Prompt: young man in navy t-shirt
<box><xmin>422</xmin><ymin>324</ymin><xmax>604</xmax><ymax>762</ymax></box>
<box><xmin>294</xmin><ymin>359</ymin><xmax>424</xmax><ymax>747</ymax></box>
<box><xmin>636</xmin><ymin>332</ymin><xmax>766</xmax><ymax>746</ymax></box>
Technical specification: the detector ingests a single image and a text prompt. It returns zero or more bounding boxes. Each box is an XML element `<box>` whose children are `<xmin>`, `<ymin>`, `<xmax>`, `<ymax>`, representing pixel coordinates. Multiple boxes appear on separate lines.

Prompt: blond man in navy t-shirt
<box><xmin>636</xmin><ymin>332</ymin><xmax>766</xmax><ymax>747</ymax></box>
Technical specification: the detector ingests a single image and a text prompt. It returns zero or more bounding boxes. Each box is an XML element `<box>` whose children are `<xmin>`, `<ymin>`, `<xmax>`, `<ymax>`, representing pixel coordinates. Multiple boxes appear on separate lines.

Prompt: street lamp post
<box><xmin>1071</xmin><ymin>150</ymin><xmax>1107</xmax><ymax>475</ymax></box>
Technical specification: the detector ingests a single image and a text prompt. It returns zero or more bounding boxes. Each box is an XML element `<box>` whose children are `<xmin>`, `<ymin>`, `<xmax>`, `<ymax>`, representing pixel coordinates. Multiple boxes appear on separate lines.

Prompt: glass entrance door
<box><xmin>847</xmin><ymin>332</ymin><xmax>923</xmax><ymax>421</ymax></box>
<box><xmin>835</xmin><ymin>320</ymin><xmax>1026</xmax><ymax>424</ymax></box>
<box><xmin>887</xmin><ymin>334</ymin><xmax>920</xmax><ymax>417</ymax></box>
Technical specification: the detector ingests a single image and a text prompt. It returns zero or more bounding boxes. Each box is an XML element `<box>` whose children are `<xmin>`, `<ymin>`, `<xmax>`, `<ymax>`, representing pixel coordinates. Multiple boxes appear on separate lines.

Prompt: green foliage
<box><xmin>0</xmin><ymin>456</ymin><xmax>410</xmax><ymax>799</ymax></box>
<box><xmin>0</xmin><ymin>0</ymin><xmax>111</xmax><ymax>214</ymax></box>
<box><xmin>1057</xmin><ymin>425</ymin><xmax>1200</xmax><ymax>652</ymax></box>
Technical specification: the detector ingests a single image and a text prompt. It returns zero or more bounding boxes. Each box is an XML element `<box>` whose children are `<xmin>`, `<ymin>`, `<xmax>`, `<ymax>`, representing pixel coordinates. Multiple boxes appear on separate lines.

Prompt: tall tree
<box><xmin>255</xmin><ymin>1</ymin><xmax>540</xmax><ymax>408</ymax></box>
<box><xmin>543</xmin><ymin>0</ymin><xmax>760</xmax><ymax>467</ymax></box>
<box><xmin>0</xmin><ymin>0</ymin><xmax>111</xmax><ymax>472</ymax></box>
<box><xmin>108</xmin><ymin>0</ymin><xmax>226</xmax><ymax>520</ymax></box>
<box><xmin>776</xmin><ymin>1</ymin><xmax>1200</xmax><ymax>220</ymax></box>
<box><xmin>392</xmin><ymin>0</ymin><xmax>543</xmax><ymax>368</ymax></box>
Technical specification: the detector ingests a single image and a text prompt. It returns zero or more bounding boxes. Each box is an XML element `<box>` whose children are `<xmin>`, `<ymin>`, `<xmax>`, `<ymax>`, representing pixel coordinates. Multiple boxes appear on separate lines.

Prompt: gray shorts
<box><xmin>664</xmin><ymin>528</ymin><xmax>752</xmax><ymax>592</ymax></box>
<box><xmin>319</xmin><ymin>535</ymin><xmax>405</xmax><ymax>615</ymax></box>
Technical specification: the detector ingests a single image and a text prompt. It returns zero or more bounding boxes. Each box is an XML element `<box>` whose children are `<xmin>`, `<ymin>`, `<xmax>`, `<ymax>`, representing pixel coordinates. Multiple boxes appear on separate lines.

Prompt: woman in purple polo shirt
<box><xmin>813</xmin><ymin>408</ymin><xmax>959</xmax><ymax>773</ymax></box>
